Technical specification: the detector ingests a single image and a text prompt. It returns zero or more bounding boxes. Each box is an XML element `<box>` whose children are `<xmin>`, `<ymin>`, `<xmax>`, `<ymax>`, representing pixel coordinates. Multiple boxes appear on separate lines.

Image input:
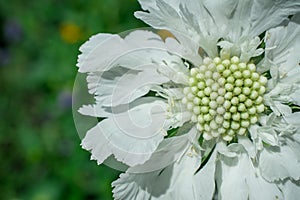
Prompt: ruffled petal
<box><xmin>135</xmin><ymin>0</ymin><xmax>219</xmax><ymax>57</ymax></box>
<box><xmin>151</xmin><ymin>86</ymin><xmax>192</xmax><ymax>128</ymax></box>
<box><xmin>78</xmin><ymin>104</ymin><xmax>110</xmax><ymax>118</ymax></box>
<box><xmin>77</xmin><ymin>33</ymin><xmax>114</xmax><ymax>72</ymax></box>
<box><xmin>284</xmin><ymin>112</ymin><xmax>300</xmax><ymax>161</ymax></box>
<box><xmin>136</xmin><ymin>0</ymin><xmax>300</xmax><ymax>59</ymax></box>
<box><xmin>259</xmin><ymin>144</ymin><xmax>300</xmax><ymax>182</ymax></box>
<box><xmin>77</xmin><ymin>30</ymin><xmax>170</xmax><ymax>73</ymax></box>
<box><xmin>281</xmin><ymin>179</ymin><xmax>300</xmax><ymax>200</ymax></box>
<box><xmin>265</xmin><ymin>14</ymin><xmax>300</xmax><ymax>96</ymax></box>
<box><xmin>202</xmin><ymin>0</ymin><xmax>299</xmax><ymax>40</ymax></box>
<box><xmin>285</xmin><ymin>112</ymin><xmax>300</xmax><ymax>126</ymax></box>
<box><xmin>79</xmin><ymin>31</ymin><xmax>196</xmax><ymax>108</ymax></box>
<box><xmin>165</xmin><ymin>37</ymin><xmax>202</xmax><ymax>66</ymax></box>
<box><xmin>95</xmin><ymin>66</ymin><xmax>169</xmax><ymax>107</ymax></box>
<box><xmin>112</xmin><ymin>147</ymin><xmax>201</xmax><ymax>200</ymax></box>
<box><xmin>255</xmin><ymin>114</ymin><xmax>280</xmax><ymax>146</ymax></box>
<box><xmin>250</xmin><ymin>0</ymin><xmax>300</xmax><ymax>37</ymax></box>
<box><xmin>255</xmin><ymin>112</ymin><xmax>300</xmax><ymax>182</ymax></box>
<box><xmin>265</xmin><ymin>83</ymin><xmax>298</xmax><ymax>114</ymax></box>
<box><xmin>81</xmin><ymin>97</ymin><xmax>169</xmax><ymax>166</ymax></box>
<box><xmin>127</xmin><ymin>125</ymin><xmax>198</xmax><ymax>173</ymax></box>
<box><xmin>238</xmin><ymin>136</ymin><xmax>256</xmax><ymax>158</ymax></box>
<box><xmin>217</xmin><ymin>144</ymin><xmax>283</xmax><ymax>200</ymax></box>
<box><xmin>290</xmin><ymin>88</ymin><xmax>300</xmax><ymax>106</ymax></box>
<box><xmin>202</xmin><ymin>0</ymin><xmax>252</xmax><ymax>41</ymax></box>
<box><xmin>193</xmin><ymin>148</ymin><xmax>217</xmax><ymax>200</ymax></box>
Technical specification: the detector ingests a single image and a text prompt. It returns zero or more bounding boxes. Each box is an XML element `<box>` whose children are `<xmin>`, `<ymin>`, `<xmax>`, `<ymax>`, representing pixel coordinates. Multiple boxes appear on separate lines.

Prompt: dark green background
<box><xmin>0</xmin><ymin>0</ymin><xmax>145</xmax><ymax>199</ymax></box>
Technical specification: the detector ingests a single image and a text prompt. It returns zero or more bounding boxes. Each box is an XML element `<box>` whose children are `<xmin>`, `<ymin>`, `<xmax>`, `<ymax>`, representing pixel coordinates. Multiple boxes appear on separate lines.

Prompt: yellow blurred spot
<box><xmin>157</xmin><ymin>30</ymin><xmax>175</xmax><ymax>41</ymax></box>
<box><xmin>59</xmin><ymin>22</ymin><xmax>82</xmax><ymax>43</ymax></box>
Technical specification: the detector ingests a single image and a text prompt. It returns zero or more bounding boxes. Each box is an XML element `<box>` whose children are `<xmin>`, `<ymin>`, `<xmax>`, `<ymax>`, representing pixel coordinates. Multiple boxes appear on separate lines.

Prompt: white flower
<box><xmin>75</xmin><ymin>0</ymin><xmax>300</xmax><ymax>199</ymax></box>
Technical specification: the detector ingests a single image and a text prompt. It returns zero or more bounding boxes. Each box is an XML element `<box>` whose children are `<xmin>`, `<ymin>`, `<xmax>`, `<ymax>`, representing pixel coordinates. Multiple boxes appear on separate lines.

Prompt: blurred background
<box><xmin>0</xmin><ymin>0</ymin><xmax>145</xmax><ymax>199</ymax></box>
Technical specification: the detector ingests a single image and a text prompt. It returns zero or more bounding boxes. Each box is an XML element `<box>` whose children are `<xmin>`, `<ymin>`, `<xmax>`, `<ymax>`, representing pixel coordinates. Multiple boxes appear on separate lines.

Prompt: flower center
<box><xmin>182</xmin><ymin>56</ymin><xmax>267</xmax><ymax>141</ymax></box>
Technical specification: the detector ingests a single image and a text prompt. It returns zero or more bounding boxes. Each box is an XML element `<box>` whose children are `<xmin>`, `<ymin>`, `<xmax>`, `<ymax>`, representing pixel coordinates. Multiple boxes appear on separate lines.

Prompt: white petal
<box><xmin>257</xmin><ymin>127</ymin><xmax>279</xmax><ymax>146</ymax></box>
<box><xmin>281</xmin><ymin>179</ymin><xmax>300</xmax><ymax>200</ymax></box>
<box><xmin>193</xmin><ymin>148</ymin><xmax>217</xmax><ymax>200</ymax></box>
<box><xmin>240</xmin><ymin>37</ymin><xmax>264</xmax><ymax>62</ymax></box>
<box><xmin>101</xmin><ymin>67</ymin><xmax>168</xmax><ymax>107</ymax></box>
<box><xmin>265</xmin><ymin>14</ymin><xmax>300</xmax><ymax>84</ymax></box>
<box><xmin>156</xmin><ymin>58</ymin><xmax>189</xmax><ymax>85</ymax></box>
<box><xmin>165</xmin><ymin>37</ymin><xmax>202</xmax><ymax>66</ymax></box>
<box><xmin>216</xmin><ymin>150</ymin><xmax>250</xmax><ymax>200</ymax></box>
<box><xmin>238</xmin><ymin>136</ymin><xmax>256</xmax><ymax>158</ymax></box>
<box><xmin>136</xmin><ymin>0</ymin><xmax>300</xmax><ymax>59</ymax></box>
<box><xmin>78</xmin><ymin>104</ymin><xmax>110</xmax><ymax>118</ymax></box>
<box><xmin>265</xmin><ymin>97</ymin><xmax>292</xmax><ymax>116</ymax></box>
<box><xmin>250</xmin><ymin>1</ymin><xmax>300</xmax><ymax>37</ymax></box>
<box><xmin>290</xmin><ymin>88</ymin><xmax>300</xmax><ymax>106</ymax></box>
<box><xmin>258</xmin><ymin>113</ymin><xmax>298</xmax><ymax>137</ymax></box>
<box><xmin>217</xmin><ymin>145</ymin><xmax>283</xmax><ymax>200</ymax></box>
<box><xmin>77</xmin><ymin>33</ymin><xmax>115</xmax><ymax>72</ymax></box>
<box><xmin>112</xmin><ymin>148</ymin><xmax>201</xmax><ymax>200</ymax></box>
<box><xmin>77</xmin><ymin>30</ymin><xmax>171</xmax><ymax>73</ymax></box>
<box><xmin>135</xmin><ymin>0</ymin><xmax>219</xmax><ymax>57</ymax></box>
<box><xmin>177</xmin><ymin>1</ymin><xmax>219</xmax><ymax>57</ymax></box>
<box><xmin>202</xmin><ymin>0</ymin><xmax>296</xmax><ymax>41</ymax></box>
<box><xmin>259</xmin><ymin>145</ymin><xmax>300</xmax><ymax>181</ymax></box>
<box><xmin>134</xmin><ymin>1</ymin><xmax>183</xmax><ymax>35</ymax></box>
<box><xmin>81</xmin><ymin>98</ymin><xmax>168</xmax><ymax>166</ymax></box>
<box><xmin>285</xmin><ymin>112</ymin><xmax>300</xmax><ymax>126</ymax></box>
<box><xmin>128</xmin><ymin>125</ymin><xmax>198</xmax><ymax>173</ymax></box>
<box><xmin>202</xmin><ymin>0</ymin><xmax>251</xmax><ymax>40</ymax></box>
<box><xmin>77</xmin><ymin>34</ymin><xmax>124</xmax><ymax>73</ymax></box>
<box><xmin>217</xmin><ymin>141</ymin><xmax>238</xmax><ymax>157</ymax></box>
<box><xmin>151</xmin><ymin>86</ymin><xmax>192</xmax><ymax>128</ymax></box>
<box><xmin>286</xmin><ymin>137</ymin><xmax>300</xmax><ymax>162</ymax></box>
<box><xmin>80</xmin><ymin>32</ymin><xmax>195</xmax><ymax>108</ymax></box>
<box><xmin>246</xmin><ymin>164</ymin><xmax>283</xmax><ymax>200</ymax></box>
<box><xmin>85</xmin><ymin>65</ymin><xmax>169</xmax><ymax>108</ymax></box>
<box><xmin>249</xmin><ymin>125</ymin><xmax>264</xmax><ymax>151</ymax></box>
<box><xmin>270</xmin><ymin>84</ymin><xmax>300</xmax><ymax>106</ymax></box>
<box><xmin>283</xmin><ymin>113</ymin><xmax>300</xmax><ymax>161</ymax></box>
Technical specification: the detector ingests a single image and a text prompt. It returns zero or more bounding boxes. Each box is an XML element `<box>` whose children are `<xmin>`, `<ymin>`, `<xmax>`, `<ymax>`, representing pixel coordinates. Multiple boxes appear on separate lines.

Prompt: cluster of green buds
<box><xmin>182</xmin><ymin>56</ymin><xmax>267</xmax><ymax>141</ymax></box>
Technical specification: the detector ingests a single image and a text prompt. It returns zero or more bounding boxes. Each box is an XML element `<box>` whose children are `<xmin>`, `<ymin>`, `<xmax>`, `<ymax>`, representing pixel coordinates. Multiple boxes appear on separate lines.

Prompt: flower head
<box><xmin>182</xmin><ymin>56</ymin><xmax>267</xmax><ymax>141</ymax></box>
<box><xmin>75</xmin><ymin>0</ymin><xmax>300</xmax><ymax>199</ymax></box>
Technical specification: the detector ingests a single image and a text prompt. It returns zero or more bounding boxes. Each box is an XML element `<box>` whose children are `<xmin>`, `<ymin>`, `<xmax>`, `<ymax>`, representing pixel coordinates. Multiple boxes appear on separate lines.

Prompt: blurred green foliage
<box><xmin>0</xmin><ymin>0</ymin><xmax>145</xmax><ymax>199</ymax></box>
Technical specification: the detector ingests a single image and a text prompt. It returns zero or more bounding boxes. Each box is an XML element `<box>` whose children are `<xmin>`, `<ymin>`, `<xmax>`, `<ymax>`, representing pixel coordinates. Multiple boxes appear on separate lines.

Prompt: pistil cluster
<box><xmin>182</xmin><ymin>56</ymin><xmax>267</xmax><ymax>141</ymax></box>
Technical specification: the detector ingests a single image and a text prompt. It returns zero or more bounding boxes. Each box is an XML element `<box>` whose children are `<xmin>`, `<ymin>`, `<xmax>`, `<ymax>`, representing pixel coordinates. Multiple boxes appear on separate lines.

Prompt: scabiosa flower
<box><xmin>75</xmin><ymin>0</ymin><xmax>300</xmax><ymax>199</ymax></box>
